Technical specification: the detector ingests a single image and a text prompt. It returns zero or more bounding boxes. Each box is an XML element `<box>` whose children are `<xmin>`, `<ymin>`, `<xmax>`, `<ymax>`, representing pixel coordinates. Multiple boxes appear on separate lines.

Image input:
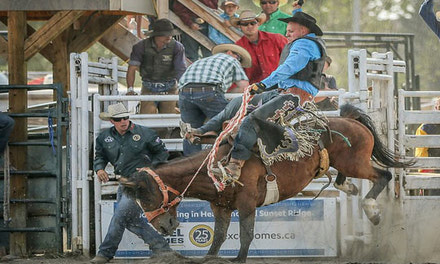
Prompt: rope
<box><xmin>182</xmin><ymin>87</ymin><xmax>254</xmax><ymax>194</ymax></box>
<box><xmin>205</xmin><ymin>86</ymin><xmax>254</xmax><ymax>191</ymax></box>
<box><xmin>310</xmin><ymin>128</ymin><xmax>352</xmax><ymax>147</ymax></box>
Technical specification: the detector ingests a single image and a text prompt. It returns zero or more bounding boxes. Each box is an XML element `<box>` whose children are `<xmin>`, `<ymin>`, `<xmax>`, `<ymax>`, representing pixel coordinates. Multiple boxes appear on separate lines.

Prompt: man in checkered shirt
<box><xmin>178</xmin><ymin>43</ymin><xmax>251</xmax><ymax>156</ymax></box>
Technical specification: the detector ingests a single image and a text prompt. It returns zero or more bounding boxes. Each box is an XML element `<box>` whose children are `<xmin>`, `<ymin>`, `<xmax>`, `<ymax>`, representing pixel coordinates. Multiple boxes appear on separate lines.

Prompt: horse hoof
<box><xmin>362</xmin><ymin>198</ymin><xmax>381</xmax><ymax>225</ymax></box>
<box><xmin>348</xmin><ymin>183</ymin><xmax>359</xmax><ymax>195</ymax></box>
<box><xmin>231</xmin><ymin>257</ymin><xmax>246</xmax><ymax>263</ymax></box>
<box><xmin>334</xmin><ymin>181</ymin><xmax>359</xmax><ymax>196</ymax></box>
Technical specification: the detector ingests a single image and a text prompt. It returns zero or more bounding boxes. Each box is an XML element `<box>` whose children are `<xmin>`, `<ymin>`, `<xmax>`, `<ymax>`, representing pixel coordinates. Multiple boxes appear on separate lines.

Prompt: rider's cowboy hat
<box><xmin>252</xmin><ymin>0</ymin><xmax>288</xmax><ymax>7</ymax></box>
<box><xmin>99</xmin><ymin>103</ymin><xmax>132</xmax><ymax>121</ymax></box>
<box><xmin>220</xmin><ymin>0</ymin><xmax>240</xmax><ymax>10</ymax></box>
<box><xmin>212</xmin><ymin>44</ymin><xmax>252</xmax><ymax>68</ymax></box>
<box><xmin>278</xmin><ymin>11</ymin><xmax>323</xmax><ymax>36</ymax></box>
<box><xmin>230</xmin><ymin>10</ymin><xmax>267</xmax><ymax>27</ymax></box>
<box><xmin>145</xmin><ymin>18</ymin><xmax>180</xmax><ymax>37</ymax></box>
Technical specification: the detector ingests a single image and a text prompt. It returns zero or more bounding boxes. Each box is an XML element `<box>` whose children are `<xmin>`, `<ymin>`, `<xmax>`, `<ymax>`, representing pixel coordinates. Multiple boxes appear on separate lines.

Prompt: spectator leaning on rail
<box><xmin>208</xmin><ymin>0</ymin><xmax>241</xmax><ymax>45</ymax></box>
<box><xmin>178</xmin><ymin>43</ymin><xmax>251</xmax><ymax>156</ymax></box>
<box><xmin>172</xmin><ymin>0</ymin><xmax>218</xmax><ymax>62</ymax></box>
<box><xmin>419</xmin><ymin>0</ymin><xmax>440</xmax><ymax>39</ymax></box>
<box><xmin>126</xmin><ymin>18</ymin><xmax>186</xmax><ymax>114</ymax></box>
<box><xmin>232</xmin><ymin>10</ymin><xmax>287</xmax><ymax>84</ymax></box>
<box><xmin>215</xmin><ymin>11</ymin><xmax>326</xmax><ymax>182</ymax></box>
<box><xmin>91</xmin><ymin>103</ymin><xmax>172</xmax><ymax>264</ymax></box>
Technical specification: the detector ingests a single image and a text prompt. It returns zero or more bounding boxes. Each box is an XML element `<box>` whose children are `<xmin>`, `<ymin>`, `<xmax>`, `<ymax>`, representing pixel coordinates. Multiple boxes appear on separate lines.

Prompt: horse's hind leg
<box><xmin>207</xmin><ymin>205</ymin><xmax>232</xmax><ymax>257</ymax></box>
<box><xmin>362</xmin><ymin>168</ymin><xmax>392</xmax><ymax>225</ymax></box>
<box><xmin>334</xmin><ymin>172</ymin><xmax>359</xmax><ymax>195</ymax></box>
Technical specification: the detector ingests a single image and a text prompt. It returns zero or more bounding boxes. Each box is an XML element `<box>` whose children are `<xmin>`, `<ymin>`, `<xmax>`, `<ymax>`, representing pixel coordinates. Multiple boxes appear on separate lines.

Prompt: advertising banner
<box><xmin>100</xmin><ymin>198</ymin><xmax>337</xmax><ymax>258</ymax></box>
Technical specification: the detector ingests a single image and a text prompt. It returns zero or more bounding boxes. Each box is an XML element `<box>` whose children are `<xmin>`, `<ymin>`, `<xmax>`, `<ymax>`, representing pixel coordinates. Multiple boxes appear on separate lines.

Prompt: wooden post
<box><xmin>52</xmin><ymin>31</ymin><xmax>69</xmax><ymax>97</ymax></box>
<box><xmin>7</xmin><ymin>11</ymin><xmax>28</xmax><ymax>256</ymax></box>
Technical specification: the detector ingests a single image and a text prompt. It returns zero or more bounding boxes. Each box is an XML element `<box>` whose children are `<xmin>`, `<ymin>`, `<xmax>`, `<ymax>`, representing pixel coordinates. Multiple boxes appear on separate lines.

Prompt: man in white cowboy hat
<box><xmin>91</xmin><ymin>103</ymin><xmax>172</xmax><ymax>263</ymax></box>
<box><xmin>126</xmin><ymin>18</ymin><xmax>186</xmax><ymax>114</ymax></box>
<box><xmin>208</xmin><ymin>0</ymin><xmax>241</xmax><ymax>45</ymax></box>
<box><xmin>178</xmin><ymin>43</ymin><xmax>251</xmax><ymax>156</ymax></box>
<box><xmin>232</xmin><ymin>10</ymin><xmax>287</xmax><ymax>84</ymax></box>
<box><xmin>420</xmin><ymin>0</ymin><xmax>440</xmax><ymax>39</ymax></box>
<box><xmin>218</xmin><ymin>11</ymin><xmax>327</xmax><ymax>183</ymax></box>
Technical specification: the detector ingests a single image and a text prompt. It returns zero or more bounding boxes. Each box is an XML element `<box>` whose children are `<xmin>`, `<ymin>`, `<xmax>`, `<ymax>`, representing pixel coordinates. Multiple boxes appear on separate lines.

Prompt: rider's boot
<box><xmin>224</xmin><ymin>158</ymin><xmax>245</xmax><ymax>182</ymax></box>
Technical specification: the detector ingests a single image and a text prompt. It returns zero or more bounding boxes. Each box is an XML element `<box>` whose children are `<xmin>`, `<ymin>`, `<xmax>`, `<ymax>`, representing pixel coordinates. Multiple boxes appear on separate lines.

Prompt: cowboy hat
<box><xmin>212</xmin><ymin>44</ymin><xmax>252</xmax><ymax>68</ymax></box>
<box><xmin>252</xmin><ymin>0</ymin><xmax>288</xmax><ymax>7</ymax></box>
<box><xmin>220</xmin><ymin>0</ymin><xmax>240</xmax><ymax>10</ymax></box>
<box><xmin>99</xmin><ymin>103</ymin><xmax>132</xmax><ymax>121</ymax></box>
<box><xmin>278</xmin><ymin>11</ymin><xmax>323</xmax><ymax>36</ymax></box>
<box><xmin>145</xmin><ymin>18</ymin><xmax>180</xmax><ymax>37</ymax></box>
<box><xmin>230</xmin><ymin>10</ymin><xmax>267</xmax><ymax>27</ymax></box>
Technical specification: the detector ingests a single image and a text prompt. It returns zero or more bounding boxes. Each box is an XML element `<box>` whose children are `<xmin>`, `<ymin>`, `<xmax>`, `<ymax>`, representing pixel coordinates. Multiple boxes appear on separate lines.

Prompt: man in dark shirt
<box><xmin>127</xmin><ymin>19</ymin><xmax>186</xmax><ymax>114</ymax></box>
<box><xmin>91</xmin><ymin>103</ymin><xmax>171</xmax><ymax>264</ymax></box>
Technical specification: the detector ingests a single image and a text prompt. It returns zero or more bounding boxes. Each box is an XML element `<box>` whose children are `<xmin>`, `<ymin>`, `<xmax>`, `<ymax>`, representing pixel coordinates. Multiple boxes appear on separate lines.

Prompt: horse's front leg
<box><xmin>334</xmin><ymin>172</ymin><xmax>359</xmax><ymax>195</ymax></box>
<box><xmin>233</xmin><ymin>208</ymin><xmax>256</xmax><ymax>263</ymax></box>
<box><xmin>206</xmin><ymin>204</ymin><xmax>232</xmax><ymax>257</ymax></box>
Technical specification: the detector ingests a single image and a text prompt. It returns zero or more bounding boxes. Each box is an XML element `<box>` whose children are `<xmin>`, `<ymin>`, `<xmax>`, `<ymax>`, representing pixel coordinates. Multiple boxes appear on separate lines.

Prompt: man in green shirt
<box><xmin>257</xmin><ymin>0</ymin><xmax>304</xmax><ymax>35</ymax></box>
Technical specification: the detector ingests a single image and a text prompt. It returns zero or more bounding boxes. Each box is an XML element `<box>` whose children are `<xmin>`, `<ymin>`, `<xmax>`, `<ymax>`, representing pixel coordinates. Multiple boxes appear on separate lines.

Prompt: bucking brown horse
<box><xmin>120</xmin><ymin>104</ymin><xmax>412</xmax><ymax>263</ymax></box>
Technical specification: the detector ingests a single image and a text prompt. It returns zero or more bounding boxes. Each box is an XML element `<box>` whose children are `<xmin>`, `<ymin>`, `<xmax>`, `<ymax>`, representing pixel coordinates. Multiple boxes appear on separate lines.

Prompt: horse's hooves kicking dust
<box><xmin>362</xmin><ymin>198</ymin><xmax>381</xmax><ymax>225</ymax></box>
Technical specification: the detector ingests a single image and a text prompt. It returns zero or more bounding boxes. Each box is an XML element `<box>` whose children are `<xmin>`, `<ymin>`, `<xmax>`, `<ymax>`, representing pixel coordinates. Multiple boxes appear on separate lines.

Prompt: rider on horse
<box><xmin>218</xmin><ymin>11</ymin><xmax>327</xmax><ymax>182</ymax></box>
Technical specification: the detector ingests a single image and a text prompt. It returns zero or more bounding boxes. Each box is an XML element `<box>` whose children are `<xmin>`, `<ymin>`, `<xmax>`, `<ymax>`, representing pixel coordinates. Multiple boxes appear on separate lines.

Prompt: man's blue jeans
<box><xmin>0</xmin><ymin>113</ymin><xmax>14</xmax><ymax>157</ymax></box>
<box><xmin>179</xmin><ymin>89</ymin><xmax>228</xmax><ymax>156</ymax></box>
<box><xmin>97</xmin><ymin>187</ymin><xmax>171</xmax><ymax>259</ymax></box>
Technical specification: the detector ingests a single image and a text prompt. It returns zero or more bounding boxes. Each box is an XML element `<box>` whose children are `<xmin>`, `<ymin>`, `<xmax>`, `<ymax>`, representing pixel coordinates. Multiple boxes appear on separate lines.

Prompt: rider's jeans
<box><xmin>179</xmin><ymin>89</ymin><xmax>228</xmax><ymax>156</ymax></box>
<box><xmin>231</xmin><ymin>94</ymin><xmax>301</xmax><ymax>161</ymax></box>
<box><xmin>97</xmin><ymin>186</ymin><xmax>171</xmax><ymax>259</ymax></box>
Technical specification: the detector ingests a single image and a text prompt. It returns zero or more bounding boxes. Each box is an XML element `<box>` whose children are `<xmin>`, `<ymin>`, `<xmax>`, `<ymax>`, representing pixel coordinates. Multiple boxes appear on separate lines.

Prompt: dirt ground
<box><xmin>1</xmin><ymin>253</ymin><xmax>438</xmax><ymax>264</ymax></box>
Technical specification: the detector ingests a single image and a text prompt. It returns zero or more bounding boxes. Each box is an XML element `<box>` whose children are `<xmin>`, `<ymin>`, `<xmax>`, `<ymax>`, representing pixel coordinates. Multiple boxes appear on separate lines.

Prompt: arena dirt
<box><xmin>1</xmin><ymin>253</ymin><xmax>438</xmax><ymax>264</ymax></box>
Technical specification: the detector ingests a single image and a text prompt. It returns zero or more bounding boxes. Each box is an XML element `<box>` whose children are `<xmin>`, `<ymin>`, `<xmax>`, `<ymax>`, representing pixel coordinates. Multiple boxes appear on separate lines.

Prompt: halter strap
<box><xmin>137</xmin><ymin>167</ymin><xmax>182</xmax><ymax>222</ymax></box>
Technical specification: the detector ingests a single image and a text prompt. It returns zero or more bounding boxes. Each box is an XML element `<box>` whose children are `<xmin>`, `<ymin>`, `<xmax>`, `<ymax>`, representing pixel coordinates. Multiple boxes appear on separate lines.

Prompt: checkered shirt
<box><xmin>178</xmin><ymin>53</ymin><xmax>248</xmax><ymax>92</ymax></box>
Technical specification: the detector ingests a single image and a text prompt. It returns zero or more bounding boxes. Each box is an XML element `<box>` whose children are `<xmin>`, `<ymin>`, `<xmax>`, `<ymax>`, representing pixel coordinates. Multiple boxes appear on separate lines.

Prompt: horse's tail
<box><xmin>339</xmin><ymin>104</ymin><xmax>414</xmax><ymax>168</ymax></box>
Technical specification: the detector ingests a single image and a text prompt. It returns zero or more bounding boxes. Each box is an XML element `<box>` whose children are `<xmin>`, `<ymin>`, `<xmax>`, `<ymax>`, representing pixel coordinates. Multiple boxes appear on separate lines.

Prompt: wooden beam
<box><xmin>0</xmin><ymin>17</ymin><xmax>56</xmax><ymax>63</ymax></box>
<box><xmin>25</xmin><ymin>24</ymin><xmax>57</xmax><ymax>62</ymax></box>
<box><xmin>177</xmin><ymin>0</ymin><xmax>241</xmax><ymax>42</ymax></box>
<box><xmin>68</xmin><ymin>15</ymin><xmax>123</xmax><ymax>53</ymax></box>
<box><xmin>52</xmin><ymin>31</ymin><xmax>69</xmax><ymax>97</ymax></box>
<box><xmin>0</xmin><ymin>35</ymin><xmax>7</xmax><ymax>62</ymax></box>
<box><xmin>7</xmin><ymin>11</ymin><xmax>28</xmax><ymax>256</ymax></box>
<box><xmin>99</xmin><ymin>22</ymin><xmax>139</xmax><ymax>61</ymax></box>
<box><xmin>169</xmin><ymin>11</ymin><xmax>214</xmax><ymax>51</ymax></box>
<box><xmin>156</xmin><ymin>0</ymin><xmax>169</xmax><ymax>19</ymax></box>
<box><xmin>1</xmin><ymin>0</ymin><xmax>157</xmax><ymax>15</ymax></box>
<box><xmin>25</xmin><ymin>10</ymin><xmax>84</xmax><ymax>60</ymax></box>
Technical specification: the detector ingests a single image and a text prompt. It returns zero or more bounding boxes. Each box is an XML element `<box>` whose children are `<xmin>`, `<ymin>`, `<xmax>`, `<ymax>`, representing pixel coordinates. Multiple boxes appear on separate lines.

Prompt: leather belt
<box><xmin>278</xmin><ymin>87</ymin><xmax>313</xmax><ymax>104</ymax></box>
<box><xmin>180</xmin><ymin>83</ymin><xmax>218</xmax><ymax>93</ymax></box>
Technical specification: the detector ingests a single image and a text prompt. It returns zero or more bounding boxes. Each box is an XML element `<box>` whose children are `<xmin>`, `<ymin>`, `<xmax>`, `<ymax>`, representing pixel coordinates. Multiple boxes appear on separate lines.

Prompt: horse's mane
<box><xmin>154</xmin><ymin>147</ymin><xmax>216</xmax><ymax>178</ymax></box>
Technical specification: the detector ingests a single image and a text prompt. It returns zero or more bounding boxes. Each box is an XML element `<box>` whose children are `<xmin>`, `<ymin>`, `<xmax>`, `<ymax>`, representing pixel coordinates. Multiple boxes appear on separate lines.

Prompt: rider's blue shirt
<box><xmin>261</xmin><ymin>33</ymin><xmax>321</xmax><ymax>96</ymax></box>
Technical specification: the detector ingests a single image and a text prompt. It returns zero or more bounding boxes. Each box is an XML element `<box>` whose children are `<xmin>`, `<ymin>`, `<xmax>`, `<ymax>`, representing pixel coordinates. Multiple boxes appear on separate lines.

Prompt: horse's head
<box><xmin>119</xmin><ymin>168</ymin><xmax>180</xmax><ymax>236</ymax></box>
